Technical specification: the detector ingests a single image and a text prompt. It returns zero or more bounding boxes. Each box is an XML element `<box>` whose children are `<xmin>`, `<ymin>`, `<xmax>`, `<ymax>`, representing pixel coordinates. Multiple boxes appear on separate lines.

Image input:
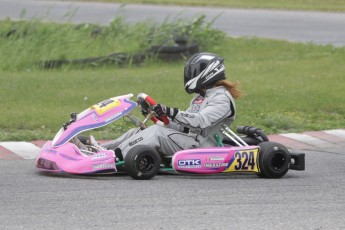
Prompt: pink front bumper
<box><xmin>35</xmin><ymin>141</ymin><xmax>117</xmax><ymax>174</ymax></box>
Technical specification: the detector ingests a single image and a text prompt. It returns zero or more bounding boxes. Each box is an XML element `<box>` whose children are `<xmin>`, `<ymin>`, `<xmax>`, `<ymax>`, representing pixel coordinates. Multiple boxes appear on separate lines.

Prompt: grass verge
<box><xmin>1</xmin><ymin>36</ymin><xmax>344</xmax><ymax>141</ymax></box>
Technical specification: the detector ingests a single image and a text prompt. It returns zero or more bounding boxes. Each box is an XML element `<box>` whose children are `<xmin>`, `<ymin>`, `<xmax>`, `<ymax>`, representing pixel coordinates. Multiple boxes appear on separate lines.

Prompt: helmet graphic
<box><xmin>184</xmin><ymin>52</ymin><xmax>225</xmax><ymax>94</ymax></box>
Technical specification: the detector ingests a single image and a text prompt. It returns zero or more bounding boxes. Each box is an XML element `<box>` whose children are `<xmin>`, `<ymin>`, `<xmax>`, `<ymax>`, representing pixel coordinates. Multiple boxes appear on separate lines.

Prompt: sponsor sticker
<box><xmin>181</xmin><ymin>113</ymin><xmax>195</xmax><ymax>118</ymax></box>
<box><xmin>92</xmin><ymin>163</ymin><xmax>115</xmax><ymax>169</ymax></box>
<box><xmin>177</xmin><ymin>159</ymin><xmax>201</xmax><ymax>168</ymax></box>
<box><xmin>91</xmin><ymin>153</ymin><xmax>108</xmax><ymax>160</ymax></box>
<box><xmin>105</xmin><ymin>112</ymin><xmax>122</xmax><ymax>122</ymax></box>
<box><xmin>193</xmin><ymin>96</ymin><xmax>204</xmax><ymax>104</ymax></box>
<box><xmin>92</xmin><ymin>113</ymin><xmax>99</xmax><ymax>122</ymax></box>
<box><xmin>208</xmin><ymin>156</ymin><xmax>225</xmax><ymax>161</ymax></box>
<box><xmin>191</xmin><ymin>104</ymin><xmax>200</xmax><ymax>113</ymax></box>
<box><xmin>92</xmin><ymin>98</ymin><xmax>120</xmax><ymax>115</ymax></box>
<box><xmin>204</xmin><ymin>163</ymin><xmax>228</xmax><ymax>168</ymax></box>
<box><xmin>129</xmin><ymin>137</ymin><xmax>143</xmax><ymax>146</ymax></box>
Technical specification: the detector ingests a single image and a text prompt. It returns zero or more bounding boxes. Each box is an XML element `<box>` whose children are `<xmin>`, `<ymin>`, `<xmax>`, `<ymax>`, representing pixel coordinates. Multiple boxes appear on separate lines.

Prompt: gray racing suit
<box><xmin>101</xmin><ymin>86</ymin><xmax>236</xmax><ymax>159</ymax></box>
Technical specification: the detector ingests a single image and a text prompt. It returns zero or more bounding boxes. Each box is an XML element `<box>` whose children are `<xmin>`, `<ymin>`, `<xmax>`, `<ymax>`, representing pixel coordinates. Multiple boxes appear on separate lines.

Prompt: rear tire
<box><xmin>124</xmin><ymin>145</ymin><xmax>160</xmax><ymax>180</ymax></box>
<box><xmin>257</xmin><ymin>142</ymin><xmax>290</xmax><ymax>178</ymax></box>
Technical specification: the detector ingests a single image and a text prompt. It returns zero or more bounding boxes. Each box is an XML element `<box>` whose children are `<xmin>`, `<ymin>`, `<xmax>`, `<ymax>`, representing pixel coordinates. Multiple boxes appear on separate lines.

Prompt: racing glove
<box><xmin>153</xmin><ymin>104</ymin><xmax>179</xmax><ymax>120</ymax></box>
<box><xmin>137</xmin><ymin>98</ymin><xmax>150</xmax><ymax>117</ymax></box>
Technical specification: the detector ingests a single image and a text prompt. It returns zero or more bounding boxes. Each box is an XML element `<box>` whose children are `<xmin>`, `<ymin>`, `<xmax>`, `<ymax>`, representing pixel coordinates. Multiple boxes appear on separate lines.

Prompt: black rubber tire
<box><xmin>257</xmin><ymin>142</ymin><xmax>291</xmax><ymax>178</ymax></box>
<box><xmin>124</xmin><ymin>145</ymin><xmax>161</xmax><ymax>180</ymax></box>
<box><xmin>150</xmin><ymin>41</ymin><xmax>199</xmax><ymax>54</ymax></box>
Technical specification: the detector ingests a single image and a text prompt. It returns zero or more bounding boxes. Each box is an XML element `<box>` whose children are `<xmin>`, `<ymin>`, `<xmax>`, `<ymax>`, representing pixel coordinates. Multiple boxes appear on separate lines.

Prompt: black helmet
<box><xmin>184</xmin><ymin>52</ymin><xmax>225</xmax><ymax>94</ymax></box>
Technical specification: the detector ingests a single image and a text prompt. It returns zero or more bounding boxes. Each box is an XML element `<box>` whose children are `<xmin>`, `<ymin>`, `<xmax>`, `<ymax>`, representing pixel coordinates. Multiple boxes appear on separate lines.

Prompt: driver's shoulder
<box><xmin>207</xmin><ymin>87</ymin><xmax>231</xmax><ymax>101</ymax></box>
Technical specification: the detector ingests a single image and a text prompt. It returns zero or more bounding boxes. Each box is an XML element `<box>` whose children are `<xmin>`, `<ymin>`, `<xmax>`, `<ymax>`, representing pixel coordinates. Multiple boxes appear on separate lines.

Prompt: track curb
<box><xmin>1</xmin><ymin>129</ymin><xmax>344</xmax><ymax>160</ymax></box>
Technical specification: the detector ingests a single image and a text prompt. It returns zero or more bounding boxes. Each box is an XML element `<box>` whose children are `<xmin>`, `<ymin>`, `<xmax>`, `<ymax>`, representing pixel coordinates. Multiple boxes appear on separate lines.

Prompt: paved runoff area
<box><xmin>0</xmin><ymin>129</ymin><xmax>344</xmax><ymax>160</ymax></box>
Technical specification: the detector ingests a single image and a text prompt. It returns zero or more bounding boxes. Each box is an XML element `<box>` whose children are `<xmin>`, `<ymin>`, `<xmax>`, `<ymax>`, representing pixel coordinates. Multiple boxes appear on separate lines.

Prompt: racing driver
<box><xmin>101</xmin><ymin>52</ymin><xmax>245</xmax><ymax>161</ymax></box>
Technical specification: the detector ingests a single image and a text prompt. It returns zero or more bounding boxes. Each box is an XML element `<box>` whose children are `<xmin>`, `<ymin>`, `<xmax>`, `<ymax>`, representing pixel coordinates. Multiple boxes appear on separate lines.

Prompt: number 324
<box><xmin>234</xmin><ymin>151</ymin><xmax>255</xmax><ymax>170</ymax></box>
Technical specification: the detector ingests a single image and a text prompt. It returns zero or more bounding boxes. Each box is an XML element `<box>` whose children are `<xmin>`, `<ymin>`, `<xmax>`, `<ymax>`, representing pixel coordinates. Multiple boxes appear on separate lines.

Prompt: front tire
<box><xmin>257</xmin><ymin>142</ymin><xmax>291</xmax><ymax>178</ymax></box>
<box><xmin>124</xmin><ymin>145</ymin><xmax>161</xmax><ymax>180</ymax></box>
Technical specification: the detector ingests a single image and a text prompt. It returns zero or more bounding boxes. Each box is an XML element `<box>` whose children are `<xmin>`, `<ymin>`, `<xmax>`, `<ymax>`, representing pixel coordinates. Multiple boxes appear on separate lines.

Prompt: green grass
<box><xmin>78</xmin><ymin>0</ymin><xmax>345</xmax><ymax>12</ymax></box>
<box><xmin>0</xmin><ymin>11</ymin><xmax>344</xmax><ymax>141</ymax></box>
<box><xmin>0</xmin><ymin>16</ymin><xmax>224</xmax><ymax>71</ymax></box>
<box><xmin>1</xmin><ymin>35</ymin><xmax>344</xmax><ymax>141</ymax></box>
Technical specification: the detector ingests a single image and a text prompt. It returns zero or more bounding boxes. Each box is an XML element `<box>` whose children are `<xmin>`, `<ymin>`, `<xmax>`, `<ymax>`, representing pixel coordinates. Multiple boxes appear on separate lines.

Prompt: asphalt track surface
<box><xmin>1</xmin><ymin>1</ymin><xmax>345</xmax><ymax>229</ymax></box>
<box><xmin>0</xmin><ymin>150</ymin><xmax>344</xmax><ymax>230</ymax></box>
<box><xmin>1</xmin><ymin>130</ymin><xmax>345</xmax><ymax>229</ymax></box>
<box><xmin>1</xmin><ymin>0</ymin><xmax>345</xmax><ymax>46</ymax></box>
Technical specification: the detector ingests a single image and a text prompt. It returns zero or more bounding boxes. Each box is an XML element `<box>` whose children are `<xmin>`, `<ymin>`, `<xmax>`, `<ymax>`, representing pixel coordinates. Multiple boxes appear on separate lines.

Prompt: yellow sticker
<box><xmin>92</xmin><ymin>98</ymin><xmax>121</xmax><ymax>115</ymax></box>
<box><xmin>223</xmin><ymin>147</ymin><xmax>259</xmax><ymax>173</ymax></box>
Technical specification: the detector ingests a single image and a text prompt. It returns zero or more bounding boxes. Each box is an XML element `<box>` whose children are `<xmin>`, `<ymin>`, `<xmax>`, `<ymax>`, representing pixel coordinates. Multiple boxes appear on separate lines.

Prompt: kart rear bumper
<box><xmin>289</xmin><ymin>152</ymin><xmax>305</xmax><ymax>171</ymax></box>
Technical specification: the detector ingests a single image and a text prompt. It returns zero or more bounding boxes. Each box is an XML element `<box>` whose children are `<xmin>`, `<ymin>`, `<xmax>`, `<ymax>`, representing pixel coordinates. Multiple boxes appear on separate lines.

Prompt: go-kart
<box><xmin>35</xmin><ymin>93</ymin><xmax>305</xmax><ymax>180</ymax></box>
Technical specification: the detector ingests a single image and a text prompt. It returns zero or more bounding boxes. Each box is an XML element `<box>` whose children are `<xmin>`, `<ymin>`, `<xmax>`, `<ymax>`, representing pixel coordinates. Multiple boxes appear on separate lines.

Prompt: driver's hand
<box><xmin>153</xmin><ymin>104</ymin><xmax>168</xmax><ymax>117</ymax></box>
<box><xmin>153</xmin><ymin>104</ymin><xmax>179</xmax><ymax>120</ymax></box>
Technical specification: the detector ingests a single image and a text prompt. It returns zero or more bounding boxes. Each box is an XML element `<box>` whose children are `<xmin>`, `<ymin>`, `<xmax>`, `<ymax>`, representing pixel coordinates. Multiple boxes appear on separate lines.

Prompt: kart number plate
<box><xmin>92</xmin><ymin>98</ymin><xmax>121</xmax><ymax>115</ymax></box>
<box><xmin>223</xmin><ymin>147</ymin><xmax>259</xmax><ymax>173</ymax></box>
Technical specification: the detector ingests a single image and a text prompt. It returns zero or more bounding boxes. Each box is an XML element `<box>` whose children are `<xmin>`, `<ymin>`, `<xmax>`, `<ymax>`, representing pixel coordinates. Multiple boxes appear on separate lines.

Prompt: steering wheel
<box><xmin>137</xmin><ymin>93</ymin><xmax>169</xmax><ymax>125</ymax></box>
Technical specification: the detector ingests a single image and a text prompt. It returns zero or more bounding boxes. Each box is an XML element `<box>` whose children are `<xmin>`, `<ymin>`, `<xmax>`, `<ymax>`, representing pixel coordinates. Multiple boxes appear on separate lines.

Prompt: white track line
<box><xmin>0</xmin><ymin>142</ymin><xmax>40</xmax><ymax>159</ymax></box>
<box><xmin>324</xmin><ymin>129</ymin><xmax>345</xmax><ymax>138</ymax></box>
<box><xmin>280</xmin><ymin>133</ymin><xmax>335</xmax><ymax>148</ymax></box>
